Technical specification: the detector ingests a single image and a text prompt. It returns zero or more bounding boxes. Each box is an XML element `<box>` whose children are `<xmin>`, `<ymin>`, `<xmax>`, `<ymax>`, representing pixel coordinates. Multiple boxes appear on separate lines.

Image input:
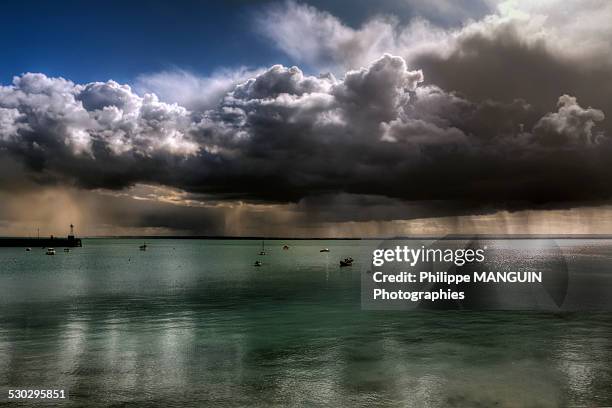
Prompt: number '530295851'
<box><xmin>7</xmin><ymin>389</ymin><xmax>67</xmax><ymax>400</ymax></box>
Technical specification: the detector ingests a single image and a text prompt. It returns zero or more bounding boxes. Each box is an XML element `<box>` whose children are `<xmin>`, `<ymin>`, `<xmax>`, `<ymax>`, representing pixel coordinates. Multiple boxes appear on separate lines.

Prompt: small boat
<box><xmin>25</xmin><ymin>248</ymin><xmax>31</xmax><ymax>252</ymax></box>
<box><xmin>320</xmin><ymin>248</ymin><xmax>330</xmax><ymax>253</ymax></box>
<box><xmin>64</xmin><ymin>248</ymin><xmax>70</xmax><ymax>252</ymax></box>
<box><xmin>254</xmin><ymin>260</ymin><xmax>262</xmax><ymax>267</ymax></box>
<box><xmin>46</xmin><ymin>248</ymin><xmax>56</xmax><ymax>255</ymax></box>
<box><xmin>259</xmin><ymin>240</ymin><xmax>266</xmax><ymax>256</ymax></box>
<box><xmin>339</xmin><ymin>257</ymin><xmax>354</xmax><ymax>267</ymax></box>
<box><xmin>282</xmin><ymin>245</ymin><xmax>290</xmax><ymax>250</ymax></box>
<box><xmin>139</xmin><ymin>243</ymin><xmax>147</xmax><ymax>251</ymax></box>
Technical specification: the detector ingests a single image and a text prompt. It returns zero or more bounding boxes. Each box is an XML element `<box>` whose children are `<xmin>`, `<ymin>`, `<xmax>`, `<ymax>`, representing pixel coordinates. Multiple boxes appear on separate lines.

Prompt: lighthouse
<box><xmin>67</xmin><ymin>224</ymin><xmax>82</xmax><ymax>246</ymax></box>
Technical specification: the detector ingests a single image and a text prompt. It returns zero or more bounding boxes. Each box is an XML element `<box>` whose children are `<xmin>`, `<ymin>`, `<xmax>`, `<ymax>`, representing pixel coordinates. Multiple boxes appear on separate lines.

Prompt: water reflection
<box><xmin>0</xmin><ymin>240</ymin><xmax>611</xmax><ymax>406</ymax></box>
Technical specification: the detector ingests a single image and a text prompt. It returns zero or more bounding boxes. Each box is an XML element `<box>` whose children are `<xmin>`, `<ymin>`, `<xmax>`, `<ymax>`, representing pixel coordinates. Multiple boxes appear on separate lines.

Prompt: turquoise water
<box><xmin>0</xmin><ymin>239</ymin><xmax>611</xmax><ymax>407</ymax></box>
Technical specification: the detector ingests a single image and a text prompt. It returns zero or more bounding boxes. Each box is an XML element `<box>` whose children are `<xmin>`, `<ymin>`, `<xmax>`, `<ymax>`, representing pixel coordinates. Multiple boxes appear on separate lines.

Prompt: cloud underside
<box><xmin>1</xmin><ymin>0</ymin><xmax>612</xmax><ymax>230</ymax></box>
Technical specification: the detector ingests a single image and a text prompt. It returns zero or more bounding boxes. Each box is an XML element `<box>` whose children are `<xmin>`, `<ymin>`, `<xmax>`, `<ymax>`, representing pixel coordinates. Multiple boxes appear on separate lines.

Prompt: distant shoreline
<box><xmin>19</xmin><ymin>234</ymin><xmax>612</xmax><ymax>240</ymax></box>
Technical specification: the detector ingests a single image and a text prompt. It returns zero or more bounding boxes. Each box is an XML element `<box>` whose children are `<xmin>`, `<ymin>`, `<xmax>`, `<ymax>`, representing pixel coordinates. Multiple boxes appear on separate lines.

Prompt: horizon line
<box><xmin>5</xmin><ymin>234</ymin><xmax>612</xmax><ymax>240</ymax></box>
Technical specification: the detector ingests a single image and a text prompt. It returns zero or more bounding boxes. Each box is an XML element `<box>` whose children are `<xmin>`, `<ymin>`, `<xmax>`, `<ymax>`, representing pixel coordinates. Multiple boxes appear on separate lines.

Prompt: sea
<box><xmin>0</xmin><ymin>238</ymin><xmax>611</xmax><ymax>407</ymax></box>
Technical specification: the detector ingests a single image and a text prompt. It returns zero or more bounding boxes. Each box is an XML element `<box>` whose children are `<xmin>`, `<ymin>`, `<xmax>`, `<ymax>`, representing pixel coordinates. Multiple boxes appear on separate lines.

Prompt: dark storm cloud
<box><xmin>1</xmin><ymin>0</ymin><xmax>612</xmax><ymax>225</ymax></box>
<box><xmin>190</xmin><ymin>58</ymin><xmax>607</xmax><ymax>210</ymax></box>
<box><xmin>413</xmin><ymin>21</ymin><xmax>612</xmax><ymax>135</ymax></box>
<box><xmin>88</xmin><ymin>193</ymin><xmax>227</xmax><ymax>234</ymax></box>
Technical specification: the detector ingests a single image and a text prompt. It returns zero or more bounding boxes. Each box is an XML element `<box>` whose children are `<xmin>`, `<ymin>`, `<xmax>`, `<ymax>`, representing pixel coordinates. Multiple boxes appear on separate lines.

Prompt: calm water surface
<box><xmin>0</xmin><ymin>239</ymin><xmax>611</xmax><ymax>407</ymax></box>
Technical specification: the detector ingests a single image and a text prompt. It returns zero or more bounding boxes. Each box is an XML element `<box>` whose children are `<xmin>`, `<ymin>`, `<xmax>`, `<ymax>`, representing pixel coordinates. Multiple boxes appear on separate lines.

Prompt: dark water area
<box><xmin>0</xmin><ymin>239</ymin><xmax>611</xmax><ymax>407</ymax></box>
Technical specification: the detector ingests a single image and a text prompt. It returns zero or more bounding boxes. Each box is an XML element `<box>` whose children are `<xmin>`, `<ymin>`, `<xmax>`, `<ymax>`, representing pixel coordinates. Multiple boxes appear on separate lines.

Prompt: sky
<box><xmin>1</xmin><ymin>0</ymin><xmax>612</xmax><ymax>237</ymax></box>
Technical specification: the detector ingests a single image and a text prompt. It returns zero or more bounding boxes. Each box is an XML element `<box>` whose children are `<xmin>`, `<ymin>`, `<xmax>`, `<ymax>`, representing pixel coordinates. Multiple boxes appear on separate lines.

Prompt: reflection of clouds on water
<box><xmin>57</xmin><ymin>317</ymin><xmax>88</xmax><ymax>390</ymax></box>
<box><xmin>555</xmin><ymin>324</ymin><xmax>612</xmax><ymax>406</ymax></box>
<box><xmin>156</xmin><ymin>314</ymin><xmax>196</xmax><ymax>389</ymax></box>
<box><xmin>271</xmin><ymin>345</ymin><xmax>343</xmax><ymax>405</ymax></box>
<box><xmin>0</xmin><ymin>330</ymin><xmax>11</xmax><ymax>384</ymax></box>
<box><xmin>1</xmin><ymin>240</ymin><xmax>611</xmax><ymax>405</ymax></box>
<box><xmin>101</xmin><ymin>316</ymin><xmax>138</xmax><ymax>395</ymax></box>
<box><xmin>377</xmin><ymin>333</ymin><xmax>563</xmax><ymax>407</ymax></box>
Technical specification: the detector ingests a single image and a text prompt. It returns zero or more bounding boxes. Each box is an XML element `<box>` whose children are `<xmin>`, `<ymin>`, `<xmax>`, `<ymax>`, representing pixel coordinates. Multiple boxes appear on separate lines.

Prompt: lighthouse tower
<box><xmin>67</xmin><ymin>224</ymin><xmax>82</xmax><ymax>247</ymax></box>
